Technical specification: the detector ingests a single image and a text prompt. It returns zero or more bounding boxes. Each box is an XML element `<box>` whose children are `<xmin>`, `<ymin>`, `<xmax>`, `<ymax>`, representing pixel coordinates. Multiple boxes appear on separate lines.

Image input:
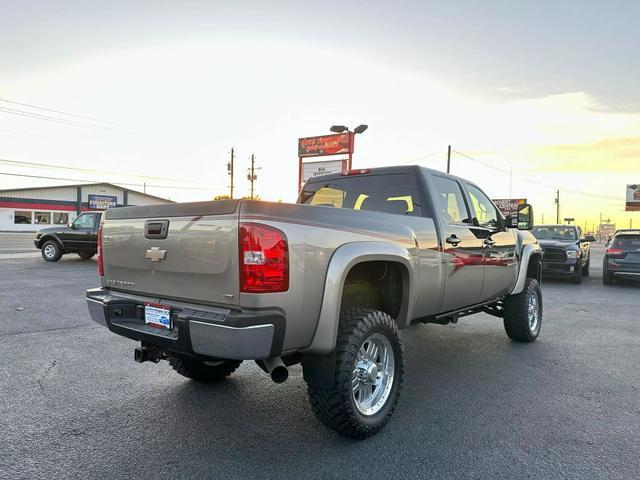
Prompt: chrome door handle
<box><xmin>446</xmin><ymin>235</ymin><xmax>461</xmax><ymax>246</ymax></box>
<box><xmin>484</xmin><ymin>238</ymin><xmax>496</xmax><ymax>247</ymax></box>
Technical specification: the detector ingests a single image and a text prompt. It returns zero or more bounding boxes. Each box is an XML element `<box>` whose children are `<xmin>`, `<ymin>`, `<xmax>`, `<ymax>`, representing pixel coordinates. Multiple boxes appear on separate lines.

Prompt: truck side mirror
<box><xmin>516</xmin><ymin>203</ymin><xmax>533</xmax><ymax>230</ymax></box>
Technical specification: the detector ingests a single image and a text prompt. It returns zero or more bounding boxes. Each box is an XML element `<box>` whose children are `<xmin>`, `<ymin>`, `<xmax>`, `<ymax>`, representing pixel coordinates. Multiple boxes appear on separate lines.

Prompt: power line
<box><xmin>452</xmin><ymin>149</ymin><xmax>620</xmax><ymax>202</ymax></box>
<box><xmin>0</xmin><ymin>171</ymin><xmax>212</xmax><ymax>191</ymax></box>
<box><xmin>0</xmin><ymin>97</ymin><xmax>127</xmax><ymax>127</ymax></box>
<box><xmin>0</xmin><ymin>128</ymin><xmax>39</xmax><ymax>137</ymax></box>
<box><xmin>0</xmin><ymin>157</ymin><xmax>209</xmax><ymax>186</ymax></box>
<box><xmin>0</xmin><ymin>106</ymin><xmax>128</xmax><ymax>133</ymax></box>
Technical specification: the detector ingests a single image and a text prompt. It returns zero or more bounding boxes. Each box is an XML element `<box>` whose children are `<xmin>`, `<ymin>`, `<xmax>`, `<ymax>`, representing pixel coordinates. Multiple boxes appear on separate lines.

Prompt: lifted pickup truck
<box><xmin>87</xmin><ymin>166</ymin><xmax>542</xmax><ymax>438</ymax></box>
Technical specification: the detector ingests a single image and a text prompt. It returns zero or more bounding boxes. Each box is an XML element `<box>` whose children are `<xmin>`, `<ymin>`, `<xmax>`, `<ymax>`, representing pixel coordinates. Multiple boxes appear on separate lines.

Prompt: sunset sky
<box><xmin>1</xmin><ymin>1</ymin><xmax>639</xmax><ymax>230</ymax></box>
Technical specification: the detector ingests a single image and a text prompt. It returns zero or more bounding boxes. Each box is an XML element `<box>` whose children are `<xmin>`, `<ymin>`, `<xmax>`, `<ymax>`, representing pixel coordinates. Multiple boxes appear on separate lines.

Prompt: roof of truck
<box><xmin>304</xmin><ymin>165</ymin><xmax>462</xmax><ymax>184</ymax></box>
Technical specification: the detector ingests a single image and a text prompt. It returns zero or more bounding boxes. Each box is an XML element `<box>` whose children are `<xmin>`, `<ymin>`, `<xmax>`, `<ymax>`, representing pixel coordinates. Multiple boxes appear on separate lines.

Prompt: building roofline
<box><xmin>0</xmin><ymin>182</ymin><xmax>175</xmax><ymax>203</ymax></box>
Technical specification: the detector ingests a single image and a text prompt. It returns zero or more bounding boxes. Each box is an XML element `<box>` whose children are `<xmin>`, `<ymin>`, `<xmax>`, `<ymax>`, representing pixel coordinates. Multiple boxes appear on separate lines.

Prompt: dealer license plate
<box><xmin>144</xmin><ymin>304</ymin><xmax>172</xmax><ymax>329</ymax></box>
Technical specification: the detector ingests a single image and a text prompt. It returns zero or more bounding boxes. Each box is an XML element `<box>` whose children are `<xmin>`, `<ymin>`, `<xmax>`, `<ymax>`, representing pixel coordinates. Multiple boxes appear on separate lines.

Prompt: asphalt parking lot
<box><xmin>1</xmin><ymin>236</ymin><xmax>639</xmax><ymax>479</ymax></box>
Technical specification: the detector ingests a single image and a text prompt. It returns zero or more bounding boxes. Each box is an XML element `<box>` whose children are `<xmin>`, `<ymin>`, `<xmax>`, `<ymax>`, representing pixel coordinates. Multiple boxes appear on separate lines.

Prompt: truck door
<box><xmin>430</xmin><ymin>175</ymin><xmax>485</xmax><ymax>311</ymax></box>
<box><xmin>464</xmin><ymin>183</ymin><xmax>518</xmax><ymax>299</ymax></box>
<box><xmin>61</xmin><ymin>212</ymin><xmax>98</xmax><ymax>250</ymax></box>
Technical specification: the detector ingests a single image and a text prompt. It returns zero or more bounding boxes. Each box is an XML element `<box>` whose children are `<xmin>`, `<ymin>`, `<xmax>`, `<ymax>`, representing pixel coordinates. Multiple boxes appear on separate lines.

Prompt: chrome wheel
<box><xmin>527</xmin><ymin>290</ymin><xmax>539</xmax><ymax>332</ymax></box>
<box><xmin>351</xmin><ymin>332</ymin><xmax>395</xmax><ymax>416</ymax></box>
<box><xmin>43</xmin><ymin>244</ymin><xmax>57</xmax><ymax>259</ymax></box>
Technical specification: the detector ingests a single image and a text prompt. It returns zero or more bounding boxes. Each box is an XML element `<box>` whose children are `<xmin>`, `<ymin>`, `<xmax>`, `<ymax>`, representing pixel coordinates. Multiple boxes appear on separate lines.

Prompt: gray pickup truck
<box><xmin>86</xmin><ymin>166</ymin><xmax>542</xmax><ymax>438</ymax></box>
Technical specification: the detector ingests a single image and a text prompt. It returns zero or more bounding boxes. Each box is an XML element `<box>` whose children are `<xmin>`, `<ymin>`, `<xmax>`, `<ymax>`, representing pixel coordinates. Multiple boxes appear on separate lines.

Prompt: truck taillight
<box><xmin>239</xmin><ymin>223</ymin><xmax>288</xmax><ymax>293</ymax></box>
<box><xmin>97</xmin><ymin>225</ymin><xmax>104</xmax><ymax>276</ymax></box>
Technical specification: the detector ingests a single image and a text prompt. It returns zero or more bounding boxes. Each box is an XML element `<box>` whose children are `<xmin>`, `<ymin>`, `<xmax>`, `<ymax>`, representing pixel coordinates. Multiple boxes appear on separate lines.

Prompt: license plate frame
<box><xmin>144</xmin><ymin>303</ymin><xmax>172</xmax><ymax>330</ymax></box>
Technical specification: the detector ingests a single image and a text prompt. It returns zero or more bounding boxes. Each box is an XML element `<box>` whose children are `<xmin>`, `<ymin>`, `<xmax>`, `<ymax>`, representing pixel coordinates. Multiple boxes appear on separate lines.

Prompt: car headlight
<box><xmin>566</xmin><ymin>250</ymin><xmax>579</xmax><ymax>258</ymax></box>
<box><xmin>34</xmin><ymin>232</ymin><xmax>41</xmax><ymax>239</ymax></box>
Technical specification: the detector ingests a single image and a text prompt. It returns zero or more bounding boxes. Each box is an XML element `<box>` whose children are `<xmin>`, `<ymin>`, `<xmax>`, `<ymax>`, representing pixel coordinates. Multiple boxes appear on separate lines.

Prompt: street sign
<box><xmin>625</xmin><ymin>184</ymin><xmax>640</xmax><ymax>211</ymax></box>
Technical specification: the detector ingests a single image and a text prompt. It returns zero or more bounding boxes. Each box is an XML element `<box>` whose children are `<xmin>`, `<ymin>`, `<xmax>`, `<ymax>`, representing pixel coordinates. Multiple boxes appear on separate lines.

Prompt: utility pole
<box><xmin>555</xmin><ymin>190</ymin><xmax>560</xmax><ymax>224</ymax></box>
<box><xmin>599</xmin><ymin>212</ymin><xmax>603</xmax><ymax>226</ymax></box>
<box><xmin>446</xmin><ymin>145</ymin><xmax>451</xmax><ymax>173</ymax></box>
<box><xmin>247</xmin><ymin>154</ymin><xmax>260</xmax><ymax>200</ymax></box>
<box><xmin>227</xmin><ymin>147</ymin><xmax>235</xmax><ymax>199</ymax></box>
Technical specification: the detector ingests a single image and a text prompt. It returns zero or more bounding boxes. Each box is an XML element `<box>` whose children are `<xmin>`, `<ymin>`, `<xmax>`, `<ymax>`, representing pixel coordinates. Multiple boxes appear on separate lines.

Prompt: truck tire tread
<box><xmin>307</xmin><ymin>307</ymin><xmax>404</xmax><ymax>439</ymax></box>
<box><xmin>503</xmin><ymin>277</ymin><xmax>542</xmax><ymax>342</ymax></box>
<box><xmin>41</xmin><ymin>239</ymin><xmax>63</xmax><ymax>262</ymax></box>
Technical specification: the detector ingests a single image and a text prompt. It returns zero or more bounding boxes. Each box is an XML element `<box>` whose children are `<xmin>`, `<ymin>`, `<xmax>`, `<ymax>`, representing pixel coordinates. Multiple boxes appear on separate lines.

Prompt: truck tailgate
<box><xmin>101</xmin><ymin>200</ymin><xmax>239</xmax><ymax>307</ymax></box>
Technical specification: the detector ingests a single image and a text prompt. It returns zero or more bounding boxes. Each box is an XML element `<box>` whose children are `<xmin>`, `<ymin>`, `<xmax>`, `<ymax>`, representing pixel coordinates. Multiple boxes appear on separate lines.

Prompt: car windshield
<box><xmin>531</xmin><ymin>226</ymin><xmax>577</xmax><ymax>241</ymax></box>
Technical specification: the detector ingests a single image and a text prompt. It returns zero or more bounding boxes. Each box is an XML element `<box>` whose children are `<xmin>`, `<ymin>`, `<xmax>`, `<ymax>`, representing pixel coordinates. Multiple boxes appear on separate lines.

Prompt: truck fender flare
<box><xmin>302</xmin><ymin>241</ymin><xmax>415</xmax><ymax>355</ymax></box>
<box><xmin>510</xmin><ymin>243</ymin><xmax>542</xmax><ymax>295</ymax></box>
<box><xmin>39</xmin><ymin>234</ymin><xmax>63</xmax><ymax>249</ymax></box>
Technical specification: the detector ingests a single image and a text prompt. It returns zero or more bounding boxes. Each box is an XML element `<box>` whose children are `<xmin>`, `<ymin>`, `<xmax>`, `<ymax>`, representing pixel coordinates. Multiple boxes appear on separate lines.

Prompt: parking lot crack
<box><xmin>36</xmin><ymin>359</ymin><xmax>58</xmax><ymax>394</ymax></box>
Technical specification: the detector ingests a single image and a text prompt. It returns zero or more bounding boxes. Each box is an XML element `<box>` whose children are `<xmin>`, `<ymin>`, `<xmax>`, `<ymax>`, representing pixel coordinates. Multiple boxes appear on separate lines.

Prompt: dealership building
<box><xmin>0</xmin><ymin>183</ymin><xmax>173</xmax><ymax>232</ymax></box>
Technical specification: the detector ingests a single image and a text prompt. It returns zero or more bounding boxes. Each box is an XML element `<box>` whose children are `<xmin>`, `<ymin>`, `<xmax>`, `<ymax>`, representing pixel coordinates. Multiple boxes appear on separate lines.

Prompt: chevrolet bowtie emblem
<box><xmin>145</xmin><ymin>247</ymin><xmax>167</xmax><ymax>262</ymax></box>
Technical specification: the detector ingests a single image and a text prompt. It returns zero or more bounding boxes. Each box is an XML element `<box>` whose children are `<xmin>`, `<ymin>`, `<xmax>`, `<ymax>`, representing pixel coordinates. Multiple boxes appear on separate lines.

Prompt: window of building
<box><xmin>53</xmin><ymin>212</ymin><xmax>69</xmax><ymax>224</ymax></box>
<box><xmin>14</xmin><ymin>210</ymin><xmax>32</xmax><ymax>224</ymax></box>
<box><xmin>34</xmin><ymin>212</ymin><xmax>52</xmax><ymax>224</ymax></box>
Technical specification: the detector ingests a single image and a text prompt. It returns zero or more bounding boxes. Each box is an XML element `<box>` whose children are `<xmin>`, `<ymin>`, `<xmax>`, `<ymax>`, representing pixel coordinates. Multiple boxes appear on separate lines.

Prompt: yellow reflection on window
<box><xmin>387</xmin><ymin>196</ymin><xmax>414</xmax><ymax>213</ymax></box>
<box><xmin>310</xmin><ymin>187</ymin><xmax>345</xmax><ymax>208</ymax></box>
<box><xmin>354</xmin><ymin>194</ymin><xmax>369</xmax><ymax>210</ymax></box>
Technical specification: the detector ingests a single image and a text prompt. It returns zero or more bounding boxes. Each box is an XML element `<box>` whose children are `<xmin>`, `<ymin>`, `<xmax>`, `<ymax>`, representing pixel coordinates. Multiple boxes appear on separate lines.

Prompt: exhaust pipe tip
<box><xmin>270</xmin><ymin>365</ymin><xmax>289</xmax><ymax>384</ymax></box>
<box><xmin>260</xmin><ymin>356</ymin><xmax>289</xmax><ymax>383</ymax></box>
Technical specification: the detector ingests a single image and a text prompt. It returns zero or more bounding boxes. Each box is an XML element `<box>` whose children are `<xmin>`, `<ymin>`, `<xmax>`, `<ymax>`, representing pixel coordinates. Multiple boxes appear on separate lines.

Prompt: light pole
<box><xmin>329</xmin><ymin>124</ymin><xmax>368</xmax><ymax>170</ymax></box>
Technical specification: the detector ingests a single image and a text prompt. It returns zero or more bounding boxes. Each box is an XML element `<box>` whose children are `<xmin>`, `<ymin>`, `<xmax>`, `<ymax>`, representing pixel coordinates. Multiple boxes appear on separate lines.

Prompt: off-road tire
<box><xmin>41</xmin><ymin>239</ymin><xmax>63</xmax><ymax>262</ymax></box>
<box><xmin>78</xmin><ymin>252</ymin><xmax>95</xmax><ymax>260</ymax></box>
<box><xmin>306</xmin><ymin>308</ymin><xmax>404</xmax><ymax>439</ymax></box>
<box><xmin>602</xmin><ymin>270</ymin><xmax>614</xmax><ymax>285</ymax></box>
<box><xmin>572</xmin><ymin>260</ymin><xmax>583</xmax><ymax>284</ymax></box>
<box><xmin>582</xmin><ymin>258</ymin><xmax>590</xmax><ymax>276</ymax></box>
<box><xmin>503</xmin><ymin>277</ymin><xmax>542</xmax><ymax>342</ymax></box>
<box><xmin>168</xmin><ymin>355</ymin><xmax>241</xmax><ymax>382</ymax></box>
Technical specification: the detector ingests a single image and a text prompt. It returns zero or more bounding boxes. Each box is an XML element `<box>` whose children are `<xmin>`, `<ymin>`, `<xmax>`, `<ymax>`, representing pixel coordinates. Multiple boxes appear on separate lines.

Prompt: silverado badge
<box><xmin>145</xmin><ymin>247</ymin><xmax>167</xmax><ymax>262</ymax></box>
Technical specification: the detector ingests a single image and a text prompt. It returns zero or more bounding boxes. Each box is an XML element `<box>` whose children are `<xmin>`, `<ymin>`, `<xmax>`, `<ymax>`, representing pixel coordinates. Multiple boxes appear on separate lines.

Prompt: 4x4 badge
<box><xmin>145</xmin><ymin>247</ymin><xmax>167</xmax><ymax>262</ymax></box>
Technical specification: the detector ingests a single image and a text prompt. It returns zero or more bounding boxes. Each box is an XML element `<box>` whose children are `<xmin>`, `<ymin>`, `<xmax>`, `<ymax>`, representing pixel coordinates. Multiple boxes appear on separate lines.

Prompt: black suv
<box><xmin>34</xmin><ymin>212</ymin><xmax>101</xmax><ymax>262</ymax></box>
<box><xmin>603</xmin><ymin>229</ymin><xmax>640</xmax><ymax>285</ymax></box>
<box><xmin>531</xmin><ymin>224</ymin><xmax>596</xmax><ymax>284</ymax></box>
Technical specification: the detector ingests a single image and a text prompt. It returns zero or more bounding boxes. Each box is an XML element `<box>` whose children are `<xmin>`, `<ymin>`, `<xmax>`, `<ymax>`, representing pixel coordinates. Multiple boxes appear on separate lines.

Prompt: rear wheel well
<box><xmin>340</xmin><ymin>261</ymin><xmax>408</xmax><ymax>321</ymax></box>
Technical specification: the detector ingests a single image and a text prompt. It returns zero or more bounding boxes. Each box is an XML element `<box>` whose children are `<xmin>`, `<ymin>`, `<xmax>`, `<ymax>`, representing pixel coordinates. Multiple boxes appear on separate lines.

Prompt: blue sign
<box><xmin>88</xmin><ymin>194</ymin><xmax>117</xmax><ymax>210</ymax></box>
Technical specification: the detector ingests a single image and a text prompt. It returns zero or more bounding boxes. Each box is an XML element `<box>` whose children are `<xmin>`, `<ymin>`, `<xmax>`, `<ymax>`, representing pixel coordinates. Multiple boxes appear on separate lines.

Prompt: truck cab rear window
<box><xmin>299</xmin><ymin>174</ymin><xmax>424</xmax><ymax>217</ymax></box>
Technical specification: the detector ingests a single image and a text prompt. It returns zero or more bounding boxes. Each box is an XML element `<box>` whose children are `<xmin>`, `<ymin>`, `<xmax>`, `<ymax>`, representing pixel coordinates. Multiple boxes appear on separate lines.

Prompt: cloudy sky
<box><xmin>1</xmin><ymin>0</ymin><xmax>639</xmax><ymax>227</ymax></box>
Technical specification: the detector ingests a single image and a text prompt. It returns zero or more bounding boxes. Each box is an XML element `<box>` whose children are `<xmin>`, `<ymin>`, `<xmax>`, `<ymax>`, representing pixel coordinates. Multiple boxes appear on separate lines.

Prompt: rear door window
<box><xmin>430</xmin><ymin>175</ymin><xmax>470</xmax><ymax>224</ymax></box>
<box><xmin>299</xmin><ymin>174</ymin><xmax>425</xmax><ymax>217</ymax></box>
